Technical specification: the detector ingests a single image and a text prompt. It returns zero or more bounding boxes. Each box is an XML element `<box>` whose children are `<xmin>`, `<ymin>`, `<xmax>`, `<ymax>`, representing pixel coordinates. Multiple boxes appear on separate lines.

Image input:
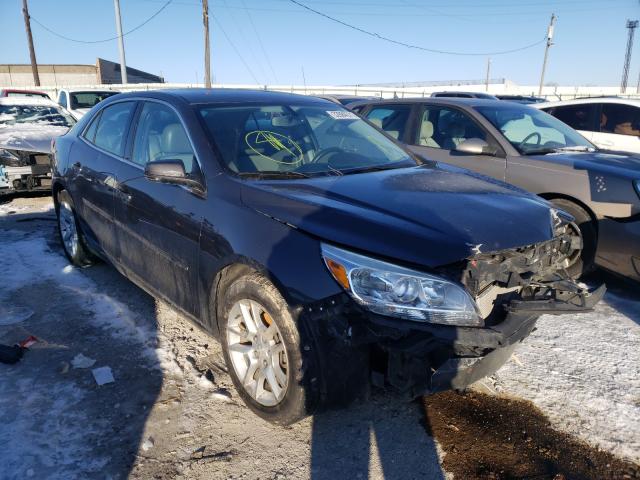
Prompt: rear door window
<box><xmin>415</xmin><ymin>105</ymin><xmax>488</xmax><ymax>149</ymax></box>
<box><xmin>364</xmin><ymin>105</ymin><xmax>412</xmax><ymax>140</ymax></box>
<box><xmin>87</xmin><ymin>101</ymin><xmax>136</xmax><ymax>157</ymax></box>
<box><xmin>600</xmin><ymin>103</ymin><xmax>640</xmax><ymax>136</ymax></box>
<box><xmin>545</xmin><ymin>104</ymin><xmax>597</xmax><ymax>132</ymax></box>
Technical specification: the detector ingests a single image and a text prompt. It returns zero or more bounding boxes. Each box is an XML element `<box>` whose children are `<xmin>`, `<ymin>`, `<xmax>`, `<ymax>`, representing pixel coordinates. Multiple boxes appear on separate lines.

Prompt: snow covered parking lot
<box><xmin>0</xmin><ymin>194</ymin><xmax>638</xmax><ymax>479</ymax></box>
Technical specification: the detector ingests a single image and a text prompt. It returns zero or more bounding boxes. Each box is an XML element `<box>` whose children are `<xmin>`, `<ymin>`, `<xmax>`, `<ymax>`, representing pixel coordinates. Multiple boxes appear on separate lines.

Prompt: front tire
<box><xmin>551</xmin><ymin>198</ymin><xmax>597</xmax><ymax>279</ymax></box>
<box><xmin>219</xmin><ymin>272</ymin><xmax>314</xmax><ymax>425</ymax></box>
<box><xmin>56</xmin><ymin>190</ymin><xmax>95</xmax><ymax>267</ymax></box>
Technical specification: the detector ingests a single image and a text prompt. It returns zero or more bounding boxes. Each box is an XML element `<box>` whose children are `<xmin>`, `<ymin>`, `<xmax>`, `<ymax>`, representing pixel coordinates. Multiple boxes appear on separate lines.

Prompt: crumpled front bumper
<box><xmin>365</xmin><ymin>284</ymin><xmax>606</xmax><ymax>396</ymax></box>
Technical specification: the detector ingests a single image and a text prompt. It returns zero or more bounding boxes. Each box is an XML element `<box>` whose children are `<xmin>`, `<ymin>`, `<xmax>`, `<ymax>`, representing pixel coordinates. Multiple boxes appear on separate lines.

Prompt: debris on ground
<box><xmin>0</xmin><ymin>335</ymin><xmax>37</xmax><ymax>365</ymax></box>
<box><xmin>141</xmin><ymin>437</ymin><xmax>155</xmax><ymax>452</ymax></box>
<box><xmin>71</xmin><ymin>353</ymin><xmax>96</xmax><ymax>369</ymax></box>
<box><xmin>424</xmin><ymin>390</ymin><xmax>640</xmax><ymax>480</ymax></box>
<box><xmin>0</xmin><ymin>343</ymin><xmax>24</xmax><ymax>364</ymax></box>
<box><xmin>92</xmin><ymin>366</ymin><xmax>115</xmax><ymax>386</ymax></box>
<box><xmin>190</xmin><ymin>446</ymin><xmax>235</xmax><ymax>462</ymax></box>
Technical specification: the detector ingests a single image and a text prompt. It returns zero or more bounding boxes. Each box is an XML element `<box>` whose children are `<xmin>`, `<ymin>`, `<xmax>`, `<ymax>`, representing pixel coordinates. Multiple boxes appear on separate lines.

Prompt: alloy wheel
<box><xmin>226</xmin><ymin>299</ymin><xmax>289</xmax><ymax>407</ymax></box>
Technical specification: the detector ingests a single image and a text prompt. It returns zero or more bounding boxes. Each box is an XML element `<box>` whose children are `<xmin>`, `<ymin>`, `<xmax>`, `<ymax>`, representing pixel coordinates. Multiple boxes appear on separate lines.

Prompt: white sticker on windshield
<box><xmin>327</xmin><ymin>110</ymin><xmax>359</xmax><ymax>120</ymax></box>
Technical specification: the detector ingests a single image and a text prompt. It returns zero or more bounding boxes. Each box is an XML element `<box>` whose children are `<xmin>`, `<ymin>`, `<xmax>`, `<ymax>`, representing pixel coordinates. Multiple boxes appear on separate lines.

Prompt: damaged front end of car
<box><xmin>303</xmin><ymin>213</ymin><xmax>605</xmax><ymax>405</ymax></box>
<box><xmin>0</xmin><ymin>148</ymin><xmax>53</xmax><ymax>194</ymax></box>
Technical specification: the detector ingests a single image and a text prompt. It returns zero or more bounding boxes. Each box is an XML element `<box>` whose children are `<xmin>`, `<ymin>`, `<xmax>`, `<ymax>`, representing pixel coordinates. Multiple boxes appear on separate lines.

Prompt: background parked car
<box><xmin>57</xmin><ymin>89</ymin><xmax>120</xmax><ymax>120</ymax></box>
<box><xmin>431</xmin><ymin>91</ymin><xmax>498</xmax><ymax>99</ymax></box>
<box><xmin>356</xmin><ymin>97</ymin><xmax>640</xmax><ymax>282</ymax></box>
<box><xmin>315</xmin><ymin>94</ymin><xmax>380</xmax><ymax>108</ymax></box>
<box><xmin>496</xmin><ymin>94</ymin><xmax>546</xmax><ymax>104</ymax></box>
<box><xmin>52</xmin><ymin>89</ymin><xmax>600</xmax><ymax>424</ymax></box>
<box><xmin>0</xmin><ymin>89</ymin><xmax>51</xmax><ymax>100</ymax></box>
<box><xmin>536</xmin><ymin>97</ymin><xmax>640</xmax><ymax>154</ymax></box>
<box><xmin>0</xmin><ymin>97</ymin><xmax>75</xmax><ymax>194</ymax></box>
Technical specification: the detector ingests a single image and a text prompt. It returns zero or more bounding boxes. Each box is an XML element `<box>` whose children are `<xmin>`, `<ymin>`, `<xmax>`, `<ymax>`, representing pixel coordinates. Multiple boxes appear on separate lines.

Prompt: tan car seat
<box><xmin>418</xmin><ymin>119</ymin><xmax>440</xmax><ymax>147</ymax></box>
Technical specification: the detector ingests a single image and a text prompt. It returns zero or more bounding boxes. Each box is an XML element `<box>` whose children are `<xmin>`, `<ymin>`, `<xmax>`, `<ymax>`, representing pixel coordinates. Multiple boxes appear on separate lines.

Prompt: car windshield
<box><xmin>474</xmin><ymin>104</ymin><xmax>595</xmax><ymax>154</ymax></box>
<box><xmin>70</xmin><ymin>91</ymin><xmax>118</xmax><ymax>109</ymax></box>
<box><xmin>197</xmin><ymin>103</ymin><xmax>416</xmax><ymax>177</ymax></box>
<box><xmin>0</xmin><ymin>104</ymin><xmax>76</xmax><ymax>127</ymax></box>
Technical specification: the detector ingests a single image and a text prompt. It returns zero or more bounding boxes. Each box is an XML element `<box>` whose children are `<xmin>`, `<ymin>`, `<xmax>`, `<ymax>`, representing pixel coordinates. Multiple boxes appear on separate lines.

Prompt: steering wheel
<box><xmin>521</xmin><ymin>132</ymin><xmax>542</xmax><ymax>146</ymax></box>
<box><xmin>310</xmin><ymin>147</ymin><xmax>342</xmax><ymax>164</ymax></box>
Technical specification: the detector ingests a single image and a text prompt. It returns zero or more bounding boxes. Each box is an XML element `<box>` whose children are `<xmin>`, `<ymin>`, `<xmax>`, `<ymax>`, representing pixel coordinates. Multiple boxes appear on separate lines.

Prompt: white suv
<box><xmin>536</xmin><ymin>97</ymin><xmax>640</xmax><ymax>154</ymax></box>
<box><xmin>57</xmin><ymin>89</ymin><xmax>120</xmax><ymax>120</ymax></box>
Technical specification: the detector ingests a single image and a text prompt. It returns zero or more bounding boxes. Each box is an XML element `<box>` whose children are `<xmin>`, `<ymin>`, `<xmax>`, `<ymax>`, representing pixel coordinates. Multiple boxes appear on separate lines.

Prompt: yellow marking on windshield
<box><xmin>245</xmin><ymin>130</ymin><xmax>304</xmax><ymax>165</ymax></box>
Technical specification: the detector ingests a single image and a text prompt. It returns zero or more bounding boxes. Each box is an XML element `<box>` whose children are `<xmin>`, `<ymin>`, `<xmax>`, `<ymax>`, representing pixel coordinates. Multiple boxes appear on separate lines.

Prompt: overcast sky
<box><xmin>2</xmin><ymin>0</ymin><xmax>640</xmax><ymax>86</ymax></box>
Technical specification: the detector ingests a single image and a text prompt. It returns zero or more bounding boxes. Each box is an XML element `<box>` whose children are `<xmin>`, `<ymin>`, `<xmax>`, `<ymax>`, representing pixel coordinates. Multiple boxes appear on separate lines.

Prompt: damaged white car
<box><xmin>0</xmin><ymin>97</ymin><xmax>75</xmax><ymax>195</ymax></box>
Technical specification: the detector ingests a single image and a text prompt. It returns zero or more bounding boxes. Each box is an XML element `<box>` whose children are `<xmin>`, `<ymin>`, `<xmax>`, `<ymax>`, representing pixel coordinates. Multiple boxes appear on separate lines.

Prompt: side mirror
<box><xmin>145</xmin><ymin>160</ymin><xmax>201</xmax><ymax>189</ymax></box>
<box><xmin>455</xmin><ymin>138</ymin><xmax>498</xmax><ymax>156</ymax></box>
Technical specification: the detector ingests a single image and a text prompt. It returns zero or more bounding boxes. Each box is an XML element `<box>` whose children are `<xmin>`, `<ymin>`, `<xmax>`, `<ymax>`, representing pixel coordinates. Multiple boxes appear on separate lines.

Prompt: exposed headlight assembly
<box><xmin>321</xmin><ymin>244</ymin><xmax>482</xmax><ymax>327</ymax></box>
<box><xmin>0</xmin><ymin>148</ymin><xmax>22</xmax><ymax>166</ymax></box>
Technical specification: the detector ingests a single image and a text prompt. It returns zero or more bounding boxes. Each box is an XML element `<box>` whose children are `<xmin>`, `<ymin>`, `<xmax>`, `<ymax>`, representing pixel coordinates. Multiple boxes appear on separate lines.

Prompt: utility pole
<box><xmin>203</xmin><ymin>0</ymin><xmax>211</xmax><ymax>88</ymax></box>
<box><xmin>21</xmin><ymin>0</ymin><xmax>40</xmax><ymax>86</ymax></box>
<box><xmin>485</xmin><ymin>58</ymin><xmax>491</xmax><ymax>92</ymax></box>
<box><xmin>538</xmin><ymin>13</ymin><xmax>556</xmax><ymax>96</ymax></box>
<box><xmin>621</xmin><ymin>20</ymin><xmax>638</xmax><ymax>93</ymax></box>
<box><xmin>113</xmin><ymin>0</ymin><xmax>128</xmax><ymax>84</ymax></box>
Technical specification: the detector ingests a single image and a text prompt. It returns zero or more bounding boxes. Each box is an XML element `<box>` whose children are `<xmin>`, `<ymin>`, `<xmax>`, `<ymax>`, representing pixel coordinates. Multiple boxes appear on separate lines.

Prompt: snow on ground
<box><xmin>0</xmin><ymin>196</ymin><xmax>445</xmax><ymax>480</ymax></box>
<box><xmin>492</xmin><ymin>283</ymin><xmax>640</xmax><ymax>463</ymax></box>
<box><xmin>0</xmin><ymin>195</ymin><xmax>638</xmax><ymax>478</ymax></box>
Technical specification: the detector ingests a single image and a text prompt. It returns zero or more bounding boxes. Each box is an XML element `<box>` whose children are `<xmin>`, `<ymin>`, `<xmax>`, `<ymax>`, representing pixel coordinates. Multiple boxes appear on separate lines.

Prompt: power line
<box><xmin>211</xmin><ymin>14</ymin><xmax>261</xmax><ymax>84</ymax></box>
<box><xmin>288</xmin><ymin>0</ymin><xmax>546</xmax><ymax>56</ymax></box>
<box><xmin>30</xmin><ymin>0</ymin><xmax>173</xmax><ymax>44</ymax></box>
<box><xmin>219</xmin><ymin>0</ymin><xmax>269</xmax><ymax>84</ymax></box>
<box><xmin>239</xmin><ymin>0</ymin><xmax>280</xmax><ymax>83</ymax></box>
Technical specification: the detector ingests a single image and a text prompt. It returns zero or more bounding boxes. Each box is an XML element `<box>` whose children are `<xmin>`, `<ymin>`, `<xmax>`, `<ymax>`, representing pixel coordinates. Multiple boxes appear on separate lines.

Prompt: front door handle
<box><xmin>114</xmin><ymin>184</ymin><xmax>132</xmax><ymax>203</ymax></box>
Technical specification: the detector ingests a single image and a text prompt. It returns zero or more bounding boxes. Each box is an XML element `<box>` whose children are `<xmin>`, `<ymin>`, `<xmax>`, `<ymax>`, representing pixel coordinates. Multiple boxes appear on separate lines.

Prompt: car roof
<box><xmin>63</xmin><ymin>89</ymin><xmax>120</xmax><ymax>94</ymax></box>
<box><xmin>535</xmin><ymin>97</ymin><xmax>640</xmax><ymax>108</ymax></box>
<box><xmin>116</xmin><ymin>88</ymin><xmax>336</xmax><ymax>106</ymax></box>
<box><xmin>1</xmin><ymin>88</ymin><xmax>48</xmax><ymax>95</ymax></box>
<box><xmin>349</xmin><ymin>97</ymin><xmax>508</xmax><ymax>108</ymax></box>
<box><xmin>0</xmin><ymin>96</ymin><xmax>59</xmax><ymax>107</ymax></box>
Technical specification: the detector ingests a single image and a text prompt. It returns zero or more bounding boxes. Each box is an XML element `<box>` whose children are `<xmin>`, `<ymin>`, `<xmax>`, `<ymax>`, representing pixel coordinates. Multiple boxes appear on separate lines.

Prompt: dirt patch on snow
<box><xmin>424</xmin><ymin>390</ymin><xmax>640</xmax><ymax>480</ymax></box>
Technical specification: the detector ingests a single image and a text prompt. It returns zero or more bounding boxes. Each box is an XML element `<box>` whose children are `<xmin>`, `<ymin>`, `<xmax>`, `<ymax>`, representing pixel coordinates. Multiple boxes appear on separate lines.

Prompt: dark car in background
<box><xmin>356</xmin><ymin>97</ymin><xmax>640</xmax><ymax>282</ymax></box>
<box><xmin>431</xmin><ymin>91</ymin><xmax>498</xmax><ymax>100</ymax></box>
<box><xmin>0</xmin><ymin>97</ymin><xmax>75</xmax><ymax>194</ymax></box>
<box><xmin>496</xmin><ymin>94</ymin><xmax>546</xmax><ymax>104</ymax></box>
<box><xmin>52</xmin><ymin>89</ymin><xmax>602</xmax><ymax>424</ymax></box>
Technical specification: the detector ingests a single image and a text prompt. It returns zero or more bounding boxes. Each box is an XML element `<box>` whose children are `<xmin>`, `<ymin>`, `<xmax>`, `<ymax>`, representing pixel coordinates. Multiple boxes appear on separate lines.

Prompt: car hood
<box><xmin>240</xmin><ymin>165</ymin><xmax>557</xmax><ymax>269</ymax></box>
<box><xmin>0</xmin><ymin>124</ymin><xmax>69</xmax><ymax>153</ymax></box>
<box><xmin>526</xmin><ymin>150</ymin><xmax>640</xmax><ymax>176</ymax></box>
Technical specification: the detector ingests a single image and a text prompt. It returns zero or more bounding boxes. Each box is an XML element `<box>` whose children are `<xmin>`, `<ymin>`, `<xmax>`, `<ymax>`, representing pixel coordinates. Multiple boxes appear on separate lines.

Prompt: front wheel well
<box><xmin>538</xmin><ymin>193</ymin><xmax>598</xmax><ymax>231</ymax></box>
<box><xmin>209</xmin><ymin>262</ymin><xmax>260</xmax><ymax>336</ymax></box>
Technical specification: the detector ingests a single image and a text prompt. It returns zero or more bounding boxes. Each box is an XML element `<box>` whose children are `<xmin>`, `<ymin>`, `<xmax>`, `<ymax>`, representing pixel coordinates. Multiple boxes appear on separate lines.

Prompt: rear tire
<box><xmin>219</xmin><ymin>272</ymin><xmax>316</xmax><ymax>425</ymax></box>
<box><xmin>550</xmin><ymin>198</ymin><xmax>597</xmax><ymax>279</ymax></box>
<box><xmin>56</xmin><ymin>190</ymin><xmax>95</xmax><ymax>267</ymax></box>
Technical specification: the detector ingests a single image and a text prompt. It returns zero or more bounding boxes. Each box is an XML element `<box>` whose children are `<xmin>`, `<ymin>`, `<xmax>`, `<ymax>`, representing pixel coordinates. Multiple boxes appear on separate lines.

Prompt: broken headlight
<box><xmin>0</xmin><ymin>149</ymin><xmax>21</xmax><ymax>167</ymax></box>
<box><xmin>321</xmin><ymin>244</ymin><xmax>482</xmax><ymax>326</ymax></box>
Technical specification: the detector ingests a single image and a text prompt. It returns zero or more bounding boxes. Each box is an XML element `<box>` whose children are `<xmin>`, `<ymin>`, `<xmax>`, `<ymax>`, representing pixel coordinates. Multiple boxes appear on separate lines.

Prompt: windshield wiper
<box><xmin>237</xmin><ymin>170</ymin><xmax>311</xmax><ymax>179</ymax></box>
<box><xmin>339</xmin><ymin>163</ymin><xmax>407</xmax><ymax>175</ymax></box>
<box><xmin>523</xmin><ymin>145</ymin><xmax>595</xmax><ymax>156</ymax></box>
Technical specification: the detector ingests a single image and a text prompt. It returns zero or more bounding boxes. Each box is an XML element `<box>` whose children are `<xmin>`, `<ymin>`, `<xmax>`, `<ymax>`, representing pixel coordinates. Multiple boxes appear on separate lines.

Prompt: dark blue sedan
<box><xmin>51</xmin><ymin>89</ymin><xmax>602</xmax><ymax>424</ymax></box>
